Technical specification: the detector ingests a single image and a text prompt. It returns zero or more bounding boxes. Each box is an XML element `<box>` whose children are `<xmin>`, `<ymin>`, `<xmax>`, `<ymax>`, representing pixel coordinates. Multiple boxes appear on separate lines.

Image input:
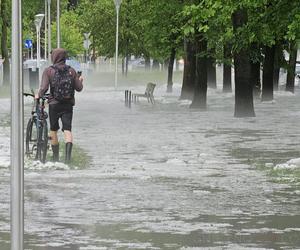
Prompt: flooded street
<box><xmin>1</xmin><ymin>70</ymin><xmax>300</xmax><ymax>249</ymax></box>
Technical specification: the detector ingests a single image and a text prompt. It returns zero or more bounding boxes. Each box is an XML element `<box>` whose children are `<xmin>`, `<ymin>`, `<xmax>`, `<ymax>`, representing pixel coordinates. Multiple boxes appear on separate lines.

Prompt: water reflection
<box><xmin>0</xmin><ymin>70</ymin><xmax>300</xmax><ymax>249</ymax></box>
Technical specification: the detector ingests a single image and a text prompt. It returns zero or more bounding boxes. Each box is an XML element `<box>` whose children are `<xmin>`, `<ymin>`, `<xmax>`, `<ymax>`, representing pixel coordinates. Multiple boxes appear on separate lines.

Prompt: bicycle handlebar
<box><xmin>23</xmin><ymin>93</ymin><xmax>34</xmax><ymax>98</ymax></box>
<box><xmin>23</xmin><ymin>93</ymin><xmax>50</xmax><ymax>100</ymax></box>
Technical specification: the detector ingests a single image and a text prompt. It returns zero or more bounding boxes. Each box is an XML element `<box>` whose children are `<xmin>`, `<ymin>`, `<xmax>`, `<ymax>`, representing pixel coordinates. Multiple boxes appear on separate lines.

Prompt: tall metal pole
<box><xmin>11</xmin><ymin>0</ymin><xmax>24</xmax><ymax>248</ymax></box>
<box><xmin>48</xmin><ymin>0</ymin><xmax>52</xmax><ymax>62</ymax></box>
<box><xmin>35</xmin><ymin>14</ymin><xmax>44</xmax><ymax>81</ymax></box>
<box><xmin>114</xmin><ymin>4</ymin><xmax>120</xmax><ymax>90</ymax></box>
<box><xmin>57</xmin><ymin>0</ymin><xmax>61</xmax><ymax>48</ymax></box>
<box><xmin>36</xmin><ymin>27</ymin><xmax>40</xmax><ymax>68</ymax></box>
<box><xmin>45</xmin><ymin>0</ymin><xmax>47</xmax><ymax>60</ymax></box>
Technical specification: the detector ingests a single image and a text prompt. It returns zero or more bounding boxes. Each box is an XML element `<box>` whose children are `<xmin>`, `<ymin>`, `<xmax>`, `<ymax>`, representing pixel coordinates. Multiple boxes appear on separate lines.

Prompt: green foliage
<box><xmin>51</xmin><ymin>11</ymin><xmax>84</xmax><ymax>56</ymax></box>
<box><xmin>141</xmin><ymin>0</ymin><xmax>184</xmax><ymax>61</ymax></box>
<box><xmin>0</xmin><ymin>0</ymin><xmax>299</xmax><ymax>62</ymax></box>
<box><xmin>180</xmin><ymin>0</ymin><xmax>300</xmax><ymax>64</ymax></box>
<box><xmin>78</xmin><ymin>0</ymin><xmax>115</xmax><ymax>57</ymax></box>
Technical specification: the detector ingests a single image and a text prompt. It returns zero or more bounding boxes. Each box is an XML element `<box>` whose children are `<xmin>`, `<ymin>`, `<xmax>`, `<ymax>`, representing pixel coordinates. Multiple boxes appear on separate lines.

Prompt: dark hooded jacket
<box><xmin>38</xmin><ymin>48</ymin><xmax>83</xmax><ymax>105</ymax></box>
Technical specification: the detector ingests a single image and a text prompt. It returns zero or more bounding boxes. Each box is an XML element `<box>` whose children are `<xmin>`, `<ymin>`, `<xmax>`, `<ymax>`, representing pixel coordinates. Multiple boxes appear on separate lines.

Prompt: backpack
<box><xmin>51</xmin><ymin>65</ymin><xmax>75</xmax><ymax>102</ymax></box>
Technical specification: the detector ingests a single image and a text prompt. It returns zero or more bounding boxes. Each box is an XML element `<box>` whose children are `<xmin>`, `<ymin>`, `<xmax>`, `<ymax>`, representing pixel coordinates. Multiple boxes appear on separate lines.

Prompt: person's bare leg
<box><xmin>64</xmin><ymin>130</ymin><xmax>73</xmax><ymax>163</ymax></box>
<box><xmin>64</xmin><ymin>130</ymin><xmax>73</xmax><ymax>143</ymax></box>
<box><xmin>50</xmin><ymin>130</ymin><xmax>59</xmax><ymax>162</ymax></box>
<box><xmin>50</xmin><ymin>130</ymin><xmax>59</xmax><ymax>145</ymax></box>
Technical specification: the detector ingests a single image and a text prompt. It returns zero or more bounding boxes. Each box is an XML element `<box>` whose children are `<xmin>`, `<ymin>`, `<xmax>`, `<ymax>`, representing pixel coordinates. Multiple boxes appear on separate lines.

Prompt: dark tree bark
<box><xmin>68</xmin><ymin>0</ymin><xmax>79</xmax><ymax>10</ymax></box>
<box><xmin>273</xmin><ymin>67</ymin><xmax>280</xmax><ymax>91</ymax></box>
<box><xmin>223</xmin><ymin>44</ymin><xmax>232</xmax><ymax>93</ymax></box>
<box><xmin>145</xmin><ymin>56</ymin><xmax>151</xmax><ymax>71</ymax></box>
<box><xmin>152</xmin><ymin>59</ymin><xmax>160</xmax><ymax>70</ymax></box>
<box><xmin>252</xmin><ymin>61</ymin><xmax>261</xmax><ymax>97</ymax></box>
<box><xmin>207</xmin><ymin>56</ymin><xmax>217</xmax><ymax>89</ymax></box>
<box><xmin>1</xmin><ymin>0</ymin><xmax>10</xmax><ymax>86</ymax></box>
<box><xmin>122</xmin><ymin>57</ymin><xmax>125</xmax><ymax>75</ymax></box>
<box><xmin>180</xmin><ymin>38</ymin><xmax>196</xmax><ymax>100</ymax></box>
<box><xmin>190</xmin><ymin>33</ymin><xmax>207</xmax><ymax>109</ymax></box>
<box><xmin>176</xmin><ymin>60</ymin><xmax>180</xmax><ymax>71</ymax></box>
<box><xmin>167</xmin><ymin>48</ymin><xmax>176</xmax><ymax>93</ymax></box>
<box><xmin>262</xmin><ymin>45</ymin><xmax>275</xmax><ymax>101</ymax></box>
<box><xmin>232</xmin><ymin>9</ymin><xmax>255</xmax><ymax>117</ymax></box>
<box><xmin>286</xmin><ymin>43</ymin><xmax>297</xmax><ymax>93</ymax></box>
<box><xmin>163</xmin><ymin>59</ymin><xmax>169</xmax><ymax>70</ymax></box>
<box><xmin>90</xmin><ymin>36</ymin><xmax>96</xmax><ymax>63</ymax></box>
<box><xmin>125</xmin><ymin>54</ymin><xmax>129</xmax><ymax>76</ymax></box>
<box><xmin>273</xmin><ymin>43</ymin><xmax>281</xmax><ymax>91</ymax></box>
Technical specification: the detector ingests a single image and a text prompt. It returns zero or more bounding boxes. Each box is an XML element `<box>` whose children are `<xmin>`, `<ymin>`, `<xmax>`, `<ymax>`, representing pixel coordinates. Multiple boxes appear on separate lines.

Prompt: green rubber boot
<box><xmin>65</xmin><ymin>142</ymin><xmax>73</xmax><ymax>164</ymax></box>
<box><xmin>52</xmin><ymin>144</ymin><xmax>59</xmax><ymax>162</ymax></box>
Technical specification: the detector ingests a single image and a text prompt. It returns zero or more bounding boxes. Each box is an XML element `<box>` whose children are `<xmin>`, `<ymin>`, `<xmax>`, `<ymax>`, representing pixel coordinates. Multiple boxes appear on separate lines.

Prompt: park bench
<box><xmin>133</xmin><ymin>82</ymin><xmax>156</xmax><ymax>104</ymax></box>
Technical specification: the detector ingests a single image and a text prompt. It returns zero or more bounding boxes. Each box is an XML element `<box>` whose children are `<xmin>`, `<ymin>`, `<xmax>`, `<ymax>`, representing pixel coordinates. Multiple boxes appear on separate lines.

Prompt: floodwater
<box><xmin>0</xmin><ymin>66</ymin><xmax>300</xmax><ymax>249</ymax></box>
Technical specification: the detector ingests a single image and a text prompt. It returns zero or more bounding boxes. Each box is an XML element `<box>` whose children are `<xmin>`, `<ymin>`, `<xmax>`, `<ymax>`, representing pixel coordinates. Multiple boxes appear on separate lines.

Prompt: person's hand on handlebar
<box><xmin>34</xmin><ymin>94</ymin><xmax>39</xmax><ymax>100</ymax></box>
<box><xmin>77</xmin><ymin>71</ymin><xmax>83</xmax><ymax>82</ymax></box>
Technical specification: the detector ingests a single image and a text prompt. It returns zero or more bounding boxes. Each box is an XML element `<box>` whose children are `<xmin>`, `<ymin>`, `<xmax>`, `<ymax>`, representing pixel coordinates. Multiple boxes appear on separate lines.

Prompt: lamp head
<box><xmin>114</xmin><ymin>0</ymin><xmax>122</xmax><ymax>8</ymax></box>
<box><xmin>83</xmin><ymin>32</ymin><xmax>91</xmax><ymax>40</ymax></box>
<box><xmin>34</xmin><ymin>14</ymin><xmax>45</xmax><ymax>29</ymax></box>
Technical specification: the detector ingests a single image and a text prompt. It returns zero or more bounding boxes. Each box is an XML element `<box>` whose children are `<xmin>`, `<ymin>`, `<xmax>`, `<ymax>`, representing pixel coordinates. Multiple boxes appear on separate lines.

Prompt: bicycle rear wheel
<box><xmin>36</xmin><ymin>120</ymin><xmax>48</xmax><ymax>163</ymax></box>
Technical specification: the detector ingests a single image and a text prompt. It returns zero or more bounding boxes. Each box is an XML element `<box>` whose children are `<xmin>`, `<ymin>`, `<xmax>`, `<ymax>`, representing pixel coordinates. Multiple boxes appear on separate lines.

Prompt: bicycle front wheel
<box><xmin>25</xmin><ymin>118</ymin><xmax>37</xmax><ymax>158</ymax></box>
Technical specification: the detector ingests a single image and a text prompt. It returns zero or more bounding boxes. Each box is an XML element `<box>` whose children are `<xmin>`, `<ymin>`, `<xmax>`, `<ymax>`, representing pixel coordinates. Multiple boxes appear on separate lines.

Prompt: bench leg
<box><xmin>125</xmin><ymin>90</ymin><xmax>128</xmax><ymax>106</ymax></box>
<box><xmin>129</xmin><ymin>91</ymin><xmax>132</xmax><ymax>108</ymax></box>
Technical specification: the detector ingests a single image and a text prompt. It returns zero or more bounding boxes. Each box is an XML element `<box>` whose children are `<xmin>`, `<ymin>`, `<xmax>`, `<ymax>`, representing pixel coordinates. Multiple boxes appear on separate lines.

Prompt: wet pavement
<box><xmin>0</xmin><ymin>73</ymin><xmax>300</xmax><ymax>249</ymax></box>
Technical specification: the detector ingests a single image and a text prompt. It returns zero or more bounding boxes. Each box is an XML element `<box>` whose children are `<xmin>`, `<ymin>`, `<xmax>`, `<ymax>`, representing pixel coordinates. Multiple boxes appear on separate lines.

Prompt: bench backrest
<box><xmin>145</xmin><ymin>82</ymin><xmax>156</xmax><ymax>96</ymax></box>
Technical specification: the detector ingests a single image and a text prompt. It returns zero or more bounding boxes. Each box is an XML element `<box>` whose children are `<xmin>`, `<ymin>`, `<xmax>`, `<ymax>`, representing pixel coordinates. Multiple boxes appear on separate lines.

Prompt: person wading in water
<box><xmin>36</xmin><ymin>48</ymin><xmax>83</xmax><ymax>164</ymax></box>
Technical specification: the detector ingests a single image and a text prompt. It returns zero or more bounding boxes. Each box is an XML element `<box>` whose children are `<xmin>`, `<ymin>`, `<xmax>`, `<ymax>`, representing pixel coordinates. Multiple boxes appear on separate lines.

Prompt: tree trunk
<box><xmin>180</xmin><ymin>38</ymin><xmax>196</xmax><ymax>100</ymax></box>
<box><xmin>232</xmin><ymin>9</ymin><xmax>255</xmax><ymax>117</ymax></box>
<box><xmin>223</xmin><ymin>44</ymin><xmax>232</xmax><ymax>93</ymax></box>
<box><xmin>273</xmin><ymin>43</ymin><xmax>281</xmax><ymax>91</ymax></box>
<box><xmin>152</xmin><ymin>59</ymin><xmax>160</xmax><ymax>70</ymax></box>
<box><xmin>163</xmin><ymin>59</ymin><xmax>169</xmax><ymax>71</ymax></box>
<box><xmin>122</xmin><ymin>57</ymin><xmax>125</xmax><ymax>75</ymax></box>
<box><xmin>262</xmin><ymin>45</ymin><xmax>275</xmax><ymax>101</ymax></box>
<box><xmin>207</xmin><ymin>56</ymin><xmax>216</xmax><ymax>89</ymax></box>
<box><xmin>286</xmin><ymin>43</ymin><xmax>297</xmax><ymax>93</ymax></box>
<box><xmin>125</xmin><ymin>54</ymin><xmax>129</xmax><ymax>76</ymax></box>
<box><xmin>273</xmin><ymin>67</ymin><xmax>280</xmax><ymax>91</ymax></box>
<box><xmin>145</xmin><ymin>56</ymin><xmax>151</xmax><ymax>71</ymax></box>
<box><xmin>1</xmin><ymin>0</ymin><xmax>10</xmax><ymax>86</ymax></box>
<box><xmin>252</xmin><ymin>61</ymin><xmax>261</xmax><ymax>97</ymax></box>
<box><xmin>167</xmin><ymin>48</ymin><xmax>176</xmax><ymax>93</ymax></box>
<box><xmin>176</xmin><ymin>60</ymin><xmax>180</xmax><ymax>71</ymax></box>
<box><xmin>190</xmin><ymin>33</ymin><xmax>207</xmax><ymax>109</ymax></box>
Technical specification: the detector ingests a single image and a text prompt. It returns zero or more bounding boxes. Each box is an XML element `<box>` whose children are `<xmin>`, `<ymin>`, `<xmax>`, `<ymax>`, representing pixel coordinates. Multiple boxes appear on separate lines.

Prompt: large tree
<box><xmin>1</xmin><ymin>0</ymin><xmax>10</xmax><ymax>85</ymax></box>
<box><xmin>232</xmin><ymin>8</ymin><xmax>255</xmax><ymax>117</ymax></box>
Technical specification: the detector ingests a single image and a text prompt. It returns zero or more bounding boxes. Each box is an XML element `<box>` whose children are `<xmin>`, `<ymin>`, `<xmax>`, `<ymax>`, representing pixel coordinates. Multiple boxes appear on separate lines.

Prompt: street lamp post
<box><xmin>44</xmin><ymin>0</ymin><xmax>47</xmax><ymax>60</ymax></box>
<box><xmin>83</xmin><ymin>32</ymin><xmax>91</xmax><ymax>63</ymax></box>
<box><xmin>47</xmin><ymin>0</ymin><xmax>51</xmax><ymax>63</ymax></box>
<box><xmin>11</xmin><ymin>0</ymin><xmax>24</xmax><ymax>248</ymax></box>
<box><xmin>114</xmin><ymin>0</ymin><xmax>122</xmax><ymax>90</ymax></box>
<box><xmin>34</xmin><ymin>14</ymin><xmax>45</xmax><ymax>69</ymax></box>
<box><xmin>57</xmin><ymin>0</ymin><xmax>60</xmax><ymax>48</ymax></box>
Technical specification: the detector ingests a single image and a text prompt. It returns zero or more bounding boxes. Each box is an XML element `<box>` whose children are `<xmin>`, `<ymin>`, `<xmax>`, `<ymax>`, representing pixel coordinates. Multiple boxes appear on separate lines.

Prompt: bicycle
<box><xmin>24</xmin><ymin>92</ymin><xmax>50</xmax><ymax>163</ymax></box>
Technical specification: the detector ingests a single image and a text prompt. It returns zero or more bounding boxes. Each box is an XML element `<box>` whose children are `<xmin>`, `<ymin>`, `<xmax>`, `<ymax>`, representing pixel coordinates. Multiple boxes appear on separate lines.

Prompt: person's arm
<box><xmin>74</xmin><ymin>71</ymin><xmax>83</xmax><ymax>92</ymax></box>
<box><xmin>36</xmin><ymin>69</ymin><xmax>50</xmax><ymax>98</ymax></box>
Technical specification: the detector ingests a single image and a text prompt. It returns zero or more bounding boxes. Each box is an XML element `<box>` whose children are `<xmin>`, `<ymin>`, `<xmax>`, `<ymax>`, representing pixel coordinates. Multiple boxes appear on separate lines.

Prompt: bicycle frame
<box><xmin>24</xmin><ymin>93</ymin><xmax>49</xmax><ymax>124</ymax></box>
<box><xmin>35</xmin><ymin>96</ymin><xmax>48</xmax><ymax>130</ymax></box>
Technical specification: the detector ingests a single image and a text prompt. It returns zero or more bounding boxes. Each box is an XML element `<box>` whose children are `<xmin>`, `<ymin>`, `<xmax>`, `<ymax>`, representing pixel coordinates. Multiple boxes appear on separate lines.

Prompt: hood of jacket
<box><xmin>51</xmin><ymin>48</ymin><xmax>67</xmax><ymax>65</ymax></box>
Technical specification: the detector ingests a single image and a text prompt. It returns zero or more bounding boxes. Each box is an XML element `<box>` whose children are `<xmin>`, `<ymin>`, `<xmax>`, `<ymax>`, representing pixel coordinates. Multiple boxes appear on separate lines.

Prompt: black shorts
<box><xmin>49</xmin><ymin>103</ymin><xmax>73</xmax><ymax>131</ymax></box>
